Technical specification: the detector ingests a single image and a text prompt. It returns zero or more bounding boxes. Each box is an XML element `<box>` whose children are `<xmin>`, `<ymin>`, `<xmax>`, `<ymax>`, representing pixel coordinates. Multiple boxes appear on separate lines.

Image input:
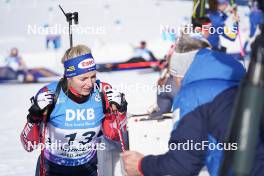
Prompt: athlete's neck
<box><xmin>69</xmin><ymin>86</ymin><xmax>82</xmax><ymax>97</ymax></box>
<box><xmin>62</xmin><ymin>80</ymin><xmax>89</xmax><ymax>104</ymax></box>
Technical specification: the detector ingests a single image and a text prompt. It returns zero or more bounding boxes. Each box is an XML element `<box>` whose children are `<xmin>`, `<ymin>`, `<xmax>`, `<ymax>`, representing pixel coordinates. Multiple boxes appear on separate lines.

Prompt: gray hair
<box><xmin>174</xmin><ymin>33</ymin><xmax>211</xmax><ymax>53</ymax></box>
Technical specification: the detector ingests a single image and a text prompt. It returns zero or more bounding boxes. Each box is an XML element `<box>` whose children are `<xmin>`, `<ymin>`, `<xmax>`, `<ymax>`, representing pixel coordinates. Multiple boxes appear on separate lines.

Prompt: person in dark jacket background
<box><xmin>206</xmin><ymin>0</ymin><xmax>239</xmax><ymax>51</ymax></box>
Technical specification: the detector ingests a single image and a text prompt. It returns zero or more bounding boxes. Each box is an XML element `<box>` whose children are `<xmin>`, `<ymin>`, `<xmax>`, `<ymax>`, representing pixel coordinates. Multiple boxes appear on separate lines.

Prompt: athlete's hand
<box><xmin>105</xmin><ymin>88</ymin><xmax>127</xmax><ymax>113</ymax></box>
<box><xmin>102</xmin><ymin>112</ymin><xmax>127</xmax><ymax>141</ymax></box>
<box><xmin>35</xmin><ymin>90</ymin><xmax>55</xmax><ymax>110</ymax></box>
<box><xmin>27</xmin><ymin>90</ymin><xmax>55</xmax><ymax>123</ymax></box>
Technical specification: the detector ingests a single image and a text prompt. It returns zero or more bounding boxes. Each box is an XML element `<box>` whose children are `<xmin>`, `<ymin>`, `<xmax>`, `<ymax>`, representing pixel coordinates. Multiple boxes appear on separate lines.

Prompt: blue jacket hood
<box><xmin>182</xmin><ymin>48</ymin><xmax>246</xmax><ymax>86</ymax></box>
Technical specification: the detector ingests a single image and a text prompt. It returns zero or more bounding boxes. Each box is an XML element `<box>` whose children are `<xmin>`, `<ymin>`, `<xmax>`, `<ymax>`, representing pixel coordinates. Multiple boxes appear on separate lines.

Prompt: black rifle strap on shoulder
<box><xmin>46</xmin><ymin>77</ymin><xmax>65</xmax><ymax>120</ymax></box>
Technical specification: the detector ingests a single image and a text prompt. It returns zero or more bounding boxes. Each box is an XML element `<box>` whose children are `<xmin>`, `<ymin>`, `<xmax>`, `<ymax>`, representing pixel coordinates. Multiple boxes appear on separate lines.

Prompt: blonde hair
<box><xmin>61</xmin><ymin>44</ymin><xmax>92</xmax><ymax>63</ymax></box>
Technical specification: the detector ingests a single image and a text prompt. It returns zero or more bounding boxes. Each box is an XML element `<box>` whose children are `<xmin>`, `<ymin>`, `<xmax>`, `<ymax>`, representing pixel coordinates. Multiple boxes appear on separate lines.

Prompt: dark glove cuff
<box><xmin>28</xmin><ymin>99</ymin><xmax>44</xmax><ymax>117</ymax></box>
<box><xmin>110</xmin><ymin>93</ymin><xmax>127</xmax><ymax>113</ymax></box>
<box><xmin>119</xmin><ymin>100</ymin><xmax>127</xmax><ymax>113</ymax></box>
<box><xmin>27</xmin><ymin>113</ymin><xmax>42</xmax><ymax>123</ymax></box>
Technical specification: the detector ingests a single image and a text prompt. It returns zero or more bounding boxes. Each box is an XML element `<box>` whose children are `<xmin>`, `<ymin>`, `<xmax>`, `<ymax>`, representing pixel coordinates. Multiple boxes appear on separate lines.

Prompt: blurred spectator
<box><xmin>5</xmin><ymin>47</ymin><xmax>27</xmax><ymax>73</ymax></box>
<box><xmin>129</xmin><ymin>41</ymin><xmax>157</xmax><ymax>62</ymax></box>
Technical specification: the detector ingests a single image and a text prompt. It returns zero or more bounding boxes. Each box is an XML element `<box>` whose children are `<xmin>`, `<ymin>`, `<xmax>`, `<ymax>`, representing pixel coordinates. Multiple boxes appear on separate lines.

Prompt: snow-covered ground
<box><xmin>0</xmin><ymin>83</ymin><xmax>41</xmax><ymax>175</ymax></box>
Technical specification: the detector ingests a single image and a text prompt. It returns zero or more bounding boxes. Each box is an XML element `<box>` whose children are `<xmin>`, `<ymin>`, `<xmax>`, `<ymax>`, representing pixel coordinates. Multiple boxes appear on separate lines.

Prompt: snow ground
<box><xmin>0</xmin><ymin>83</ymin><xmax>43</xmax><ymax>176</ymax></box>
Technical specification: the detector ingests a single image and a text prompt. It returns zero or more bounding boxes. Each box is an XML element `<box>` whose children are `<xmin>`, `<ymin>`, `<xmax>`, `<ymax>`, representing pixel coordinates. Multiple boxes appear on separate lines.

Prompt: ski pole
<box><xmin>40</xmin><ymin>110</ymin><xmax>48</xmax><ymax>176</ymax></box>
<box><xmin>192</xmin><ymin>0</ymin><xmax>201</xmax><ymax>18</ymax></box>
<box><xmin>238</xmin><ymin>30</ymin><xmax>245</xmax><ymax>57</ymax></box>
<box><xmin>128</xmin><ymin>113</ymin><xmax>150</xmax><ymax>118</ymax></box>
<box><xmin>114</xmin><ymin>110</ymin><xmax>127</xmax><ymax>152</ymax></box>
<box><xmin>237</xmin><ymin>29</ymin><xmax>246</xmax><ymax>67</ymax></box>
<box><xmin>230</xmin><ymin>0</ymin><xmax>246</xmax><ymax>66</ymax></box>
<box><xmin>111</xmin><ymin>105</ymin><xmax>127</xmax><ymax>152</ymax></box>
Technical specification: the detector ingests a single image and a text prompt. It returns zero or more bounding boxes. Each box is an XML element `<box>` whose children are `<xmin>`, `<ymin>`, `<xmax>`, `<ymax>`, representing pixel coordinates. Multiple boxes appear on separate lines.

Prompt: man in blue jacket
<box><xmin>122</xmin><ymin>32</ymin><xmax>264</xmax><ymax>176</ymax></box>
<box><xmin>206</xmin><ymin>0</ymin><xmax>239</xmax><ymax>51</ymax></box>
<box><xmin>244</xmin><ymin>1</ymin><xmax>264</xmax><ymax>52</ymax></box>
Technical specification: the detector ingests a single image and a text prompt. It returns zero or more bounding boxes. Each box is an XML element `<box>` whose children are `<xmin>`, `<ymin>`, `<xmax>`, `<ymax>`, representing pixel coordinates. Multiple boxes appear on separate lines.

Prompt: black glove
<box><xmin>105</xmin><ymin>88</ymin><xmax>128</xmax><ymax>113</ymax></box>
<box><xmin>27</xmin><ymin>90</ymin><xmax>54</xmax><ymax>123</ymax></box>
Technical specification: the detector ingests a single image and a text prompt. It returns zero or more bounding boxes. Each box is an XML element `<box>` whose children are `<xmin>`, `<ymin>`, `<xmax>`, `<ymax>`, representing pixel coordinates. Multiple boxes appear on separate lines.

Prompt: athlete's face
<box><xmin>69</xmin><ymin>71</ymin><xmax>96</xmax><ymax>96</ymax></box>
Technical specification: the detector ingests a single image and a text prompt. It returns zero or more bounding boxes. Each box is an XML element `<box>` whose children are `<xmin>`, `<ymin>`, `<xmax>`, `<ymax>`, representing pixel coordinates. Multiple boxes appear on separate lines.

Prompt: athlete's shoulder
<box><xmin>36</xmin><ymin>80</ymin><xmax>60</xmax><ymax>95</ymax></box>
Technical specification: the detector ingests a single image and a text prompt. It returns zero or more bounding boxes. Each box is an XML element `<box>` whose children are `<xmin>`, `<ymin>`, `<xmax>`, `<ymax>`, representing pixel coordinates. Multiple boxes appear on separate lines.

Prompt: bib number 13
<box><xmin>65</xmin><ymin>131</ymin><xmax>96</xmax><ymax>145</ymax></box>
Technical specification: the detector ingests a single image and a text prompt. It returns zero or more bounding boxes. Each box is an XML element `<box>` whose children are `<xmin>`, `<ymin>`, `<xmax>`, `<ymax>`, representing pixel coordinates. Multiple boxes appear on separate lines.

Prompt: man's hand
<box><xmin>122</xmin><ymin>151</ymin><xmax>144</xmax><ymax>176</ymax></box>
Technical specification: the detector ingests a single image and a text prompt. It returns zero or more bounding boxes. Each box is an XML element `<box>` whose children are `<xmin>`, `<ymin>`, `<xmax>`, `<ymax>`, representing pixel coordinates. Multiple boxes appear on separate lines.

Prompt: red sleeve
<box><xmin>20</xmin><ymin>122</ymin><xmax>40</xmax><ymax>152</ymax></box>
<box><xmin>102</xmin><ymin>112</ymin><xmax>127</xmax><ymax>141</ymax></box>
<box><xmin>100</xmin><ymin>81</ymin><xmax>127</xmax><ymax>140</ymax></box>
